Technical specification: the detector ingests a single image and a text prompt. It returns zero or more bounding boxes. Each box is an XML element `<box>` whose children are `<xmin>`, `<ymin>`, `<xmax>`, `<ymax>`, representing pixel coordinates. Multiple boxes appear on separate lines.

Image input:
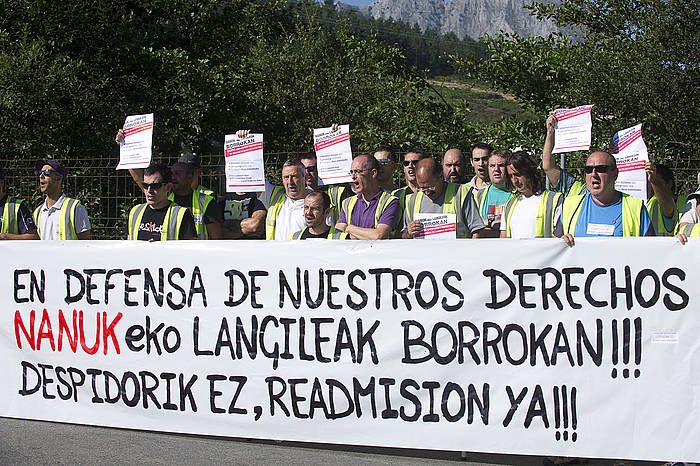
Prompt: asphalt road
<box><xmin>0</xmin><ymin>417</ymin><xmax>666</xmax><ymax>466</ymax></box>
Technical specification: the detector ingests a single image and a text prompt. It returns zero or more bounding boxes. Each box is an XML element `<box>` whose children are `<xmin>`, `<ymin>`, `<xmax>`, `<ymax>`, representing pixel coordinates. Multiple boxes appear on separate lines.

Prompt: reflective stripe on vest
<box><xmin>341</xmin><ymin>191</ymin><xmax>397</xmax><ymax>229</ymax></box>
<box><xmin>680</xmin><ymin>222</ymin><xmax>700</xmax><ymax>237</ymax></box>
<box><xmin>562</xmin><ymin>193</ymin><xmax>643</xmax><ymax>237</ymax></box>
<box><xmin>407</xmin><ymin>183</ymin><xmax>459</xmax><ymax>220</ymax></box>
<box><xmin>1</xmin><ymin>196</ymin><xmax>22</xmax><ymax>234</ymax></box>
<box><xmin>502</xmin><ymin>191</ymin><xmax>561</xmax><ymax>238</ymax></box>
<box><xmin>647</xmin><ymin>195</ymin><xmax>677</xmax><ymax>236</ymax></box>
<box><xmin>128</xmin><ymin>203</ymin><xmax>187</xmax><ymax>241</ymax></box>
<box><xmin>265</xmin><ymin>187</ymin><xmax>288</xmax><ymax>240</ymax></box>
<box><xmin>33</xmin><ymin>197</ymin><xmax>80</xmax><ymax>240</ymax></box>
<box><xmin>168</xmin><ymin>190</ymin><xmax>213</xmax><ymax>239</ymax></box>
<box><xmin>328</xmin><ymin>185</ymin><xmax>346</xmax><ymax>223</ymax></box>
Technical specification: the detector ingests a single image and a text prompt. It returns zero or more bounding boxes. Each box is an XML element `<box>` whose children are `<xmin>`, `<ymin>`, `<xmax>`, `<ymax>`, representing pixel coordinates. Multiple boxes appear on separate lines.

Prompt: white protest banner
<box><xmin>553</xmin><ymin>105</ymin><xmax>593</xmax><ymax>153</ymax></box>
<box><xmin>224</xmin><ymin>133</ymin><xmax>265</xmax><ymax>193</ymax></box>
<box><xmin>117</xmin><ymin>113</ymin><xmax>154</xmax><ymax>169</ymax></box>
<box><xmin>313</xmin><ymin>125</ymin><xmax>353</xmax><ymax>185</ymax></box>
<box><xmin>414</xmin><ymin>213</ymin><xmax>457</xmax><ymax>239</ymax></box>
<box><xmin>611</xmin><ymin>124</ymin><xmax>648</xmax><ymax>201</ymax></box>
<box><xmin>1</xmin><ymin>239</ymin><xmax>699</xmax><ymax>463</ymax></box>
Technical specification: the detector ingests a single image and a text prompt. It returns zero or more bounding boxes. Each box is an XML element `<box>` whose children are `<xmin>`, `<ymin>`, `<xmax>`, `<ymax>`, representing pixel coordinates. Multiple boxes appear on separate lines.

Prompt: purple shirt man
<box><xmin>335</xmin><ymin>154</ymin><xmax>398</xmax><ymax>240</ymax></box>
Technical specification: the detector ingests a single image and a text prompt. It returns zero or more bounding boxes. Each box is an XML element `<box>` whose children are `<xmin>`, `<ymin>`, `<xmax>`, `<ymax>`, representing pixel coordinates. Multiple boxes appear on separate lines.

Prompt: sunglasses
<box><xmin>403</xmin><ymin>160</ymin><xmax>419</xmax><ymax>167</ymax></box>
<box><xmin>38</xmin><ymin>169</ymin><xmax>56</xmax><ymax>177</ymax></box>
<box><xmin>584</xmin><ymin>164</ymin><xmax>615</xmax><ymax>174</ymax></box>
<box><xmin>142</xmin><ymin>182</ymin><xmax>165</xmax><ymax>191</ymax></box>
<box><xmin>305</xmin><ymin>165</ymin><xmax>317</xmax><ymax>172</ymax></box>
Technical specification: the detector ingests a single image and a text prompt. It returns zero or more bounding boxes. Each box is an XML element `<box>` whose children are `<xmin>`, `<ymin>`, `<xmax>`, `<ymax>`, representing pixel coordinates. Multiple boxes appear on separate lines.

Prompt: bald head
<box><xmin>442</xmin><ymin>148</ymin><xmax>466</xmax><ymax>183</ymax></box>
<box><xmin>417</xmin><ymin>158</ymin><xmax>445</xmax><ymax>199</ymax></box>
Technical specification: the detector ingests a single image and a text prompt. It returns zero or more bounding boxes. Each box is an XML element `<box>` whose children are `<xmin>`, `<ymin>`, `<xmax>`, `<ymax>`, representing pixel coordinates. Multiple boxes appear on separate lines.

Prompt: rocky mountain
<box><xmin>363</xmin><ymin>0</ymin><xmax>560</xmax><ymax>39</ymax></box>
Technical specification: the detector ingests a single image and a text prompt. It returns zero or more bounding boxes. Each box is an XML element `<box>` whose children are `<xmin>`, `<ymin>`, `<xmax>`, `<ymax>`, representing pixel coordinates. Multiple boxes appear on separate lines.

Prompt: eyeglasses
<box><xmin>403</xmin><ymin>160</ymin><xmax>419</xmax><ymax>167</ymax></box>
<box><xmin>348</xmin><ymin>168</ymin><xmax>368</xmax><ymax>176</ymax></box>
<box><xmin>376</xmin><ymin>158</ymin><xmax>393</xmax><ymax>166</ymax></box>
<box><xmin>142</xmin><ymin>182</ymin><xmax>165</xmax><ymax>191</ymax></box>
<box><xmin>584</xmin><ymin>164</ymin><xmax>614</xmax><ymax>174</ymax></box>
<box><xmin>38</xmin><ymin>169</ymin><xmax>56</xmax><ymax>177</ymax></box>
<box><xmin>305</xmin><ymin>165</ymin><xmax>317</xmax><ymax>172</ymax></box>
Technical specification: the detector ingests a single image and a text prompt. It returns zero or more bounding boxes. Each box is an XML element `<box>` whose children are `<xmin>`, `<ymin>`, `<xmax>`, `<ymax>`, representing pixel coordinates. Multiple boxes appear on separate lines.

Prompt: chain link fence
<box><xmin>2</xmin><ymin>151</ymin><xmax>698</xmax><ymax>240</ymax></box>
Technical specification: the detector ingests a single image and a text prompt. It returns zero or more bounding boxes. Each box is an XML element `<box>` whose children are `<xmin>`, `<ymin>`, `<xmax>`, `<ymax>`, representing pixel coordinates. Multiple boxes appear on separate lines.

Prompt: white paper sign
<box><xmin>224</xmin><ymin>133</ymin><xmax>265</xmax><ymax>193</ymax></box>
<box><xmin>611</xmin><ymin>124</ymin><xmax>648</xmax><ymax>201</ymax></box>
<box><xmin>414</xmin><ymin>213</ymin><xmax>457</xmax><ymax>239</ymax></box>
<box><xmin>313</xmin><ymin>125</ymin><xmax>353</xmax><ymax>186</ymax></box>
<box><xmin>117</xmin><ymin>113</ymin><xmax>154</xmax><ymax>169</ymax></box>
<box><xmin>553</xmin><ymin>105</ymin><xmax>593</xmax><ymax>153</ymax></box>
<box><xmin>2</xmin><ymin>239</ymin><xmax>700</xmax><ymax>464</ymax></box>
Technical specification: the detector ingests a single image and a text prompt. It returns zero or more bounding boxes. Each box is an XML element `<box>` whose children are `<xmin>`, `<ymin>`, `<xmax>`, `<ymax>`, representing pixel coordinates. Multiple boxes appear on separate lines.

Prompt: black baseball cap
<box><xmin>176</xmin><ymin>152</ymin><xmax>201</xmax><ymax>168</ymax></box>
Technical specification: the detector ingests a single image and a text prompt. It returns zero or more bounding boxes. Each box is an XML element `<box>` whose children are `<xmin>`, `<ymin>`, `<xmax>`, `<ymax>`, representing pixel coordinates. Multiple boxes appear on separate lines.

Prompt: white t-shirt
<box><xmin>501</xmin><ymin>193</ymin><xmax>542</xmax><ymax>239</ymax></box>
<box><xmin>274</xmin><ymin>197</ymin><xmax>306</xmax><ymax>240</ymax></box>
<box><xmin>679</xmin><ymin>198</ymin><xmax>698</xmax><ymax>225</ymax></box>
<box><xmin>37</xmin><ymin>194</ymin><xmax>91</xmax><ymax>240</ymax></box>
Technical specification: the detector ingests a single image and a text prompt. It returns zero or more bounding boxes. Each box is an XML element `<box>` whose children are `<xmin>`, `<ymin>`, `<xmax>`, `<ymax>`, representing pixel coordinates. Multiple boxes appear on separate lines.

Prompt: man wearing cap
<box><xmin>0</xmin><ymin>164</ymin><xmax>38</xmax><ymax>240</ymax></box>
<box><xmin>168</xmin><ymin>154</ymin><xmax>223</xmax><ymax>240</ymax></box>
<box><xmin>128</xmin><ymin>164</ymin><xmax>197</xmax><ymax>241</ymax></box>
<box><xmin>403</xmin><ymin>158</ymin><xmax>485</xmax><ymax>239</ymax></box>
<box><xmin>34</xmin><ymin>160</ymin><xmax>91</xmax><ymax>240</ymax></box>
<box><xmin>290</xmin><ymin>191</ymin><xmax>342</xmax><ymax>239</ymax></box>
<box><xmin>335</xmin><ymin>154</ymin><xmax>399</xmax><ymax>240</ymax></box>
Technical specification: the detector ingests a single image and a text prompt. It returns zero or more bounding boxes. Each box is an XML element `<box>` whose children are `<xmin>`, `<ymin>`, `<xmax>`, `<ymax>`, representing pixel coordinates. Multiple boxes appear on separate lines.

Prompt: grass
<box><xmin>427</xmin><ymin>76</ymin><xmax>537</xmax><ymax>123</ymax></box>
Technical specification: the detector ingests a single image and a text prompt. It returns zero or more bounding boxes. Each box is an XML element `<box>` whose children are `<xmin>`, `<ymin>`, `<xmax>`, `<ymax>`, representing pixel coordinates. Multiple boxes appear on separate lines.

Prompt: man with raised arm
<box><xmin>555</xmin><ymin>150</ymin><xmax>653</xmax><ymax>246</ymax></box>
<box><xmin>127</xmin><ymin>164</ymin><xmax>197</xmax><ymax>241</ymax></box>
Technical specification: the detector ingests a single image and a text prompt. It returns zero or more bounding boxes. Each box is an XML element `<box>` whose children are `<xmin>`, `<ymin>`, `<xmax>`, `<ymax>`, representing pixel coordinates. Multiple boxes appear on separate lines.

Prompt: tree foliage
<box><xmin>452</xmin><ymin>0</ymin><xmax>700</xmax><ymax>181</ymax></box>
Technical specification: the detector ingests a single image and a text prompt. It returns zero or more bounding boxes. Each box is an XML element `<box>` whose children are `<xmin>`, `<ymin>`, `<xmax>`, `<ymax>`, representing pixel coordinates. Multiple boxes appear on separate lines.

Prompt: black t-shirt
<box><xmin>300</xmin><ymin>228</ymin><xmax>331</xmax><ymax>239</ymax></box>
<box><xmin>135</xmin><ymin>204</ymin><xmax>197</xmax><ymax>241</ymax></box>
<box><xmin>173</xmin><ymin>193</ymin><xmax>224</xmax><ymax>225</ymax></box>
<box><xmin>218</xmin><ymin>193</ymin><xmax>266</xmax><ymax>221</ymax></box>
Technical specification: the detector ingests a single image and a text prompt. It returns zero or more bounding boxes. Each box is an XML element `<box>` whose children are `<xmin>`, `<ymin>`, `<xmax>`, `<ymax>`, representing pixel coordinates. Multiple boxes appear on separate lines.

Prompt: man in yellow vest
<box><xmin>266</xmin><ymin>159</ymin><xmax>311</xmax><ymax>240</ymax></box>
<box><xmin>556</xmin><ymin>151</ymin><xmax>653</xmax><ymax>246</ymax></box>
<box><xmin>391</xmin><ymin>150</ymin><xmax>428</xmax><ymax>236</ymax></box>
<box><xmin>335</xmin><ymin>154</ymin><xmax>398</xmax><ymax>240</ymax></box>
<box><xmin>500</xmin><ymin>151</ymin><xmax>562</xmax><ymax>238</ymax></box>
<box><xmin>33</xmin><ymin>159</ymin><xmax>91</xmax><ymax>240</ymax></box>
<box><xmin>644</xmin><ymin>162</ymin><xmax>677</xmax><ymax>236</ymax></box>
<box><xmin>374</xmin><ymin>146</ymin><xmax>398</xmax><ymax>192</ymax></box>
<box><xmin>473</xmin><ymin>149</ymin><xmax>514</xmax><ymax>234</ymax></box>
<box><xmin>0</xmin><ymin>164</ymin><xmax>38</xmax><ymax>240</ymax></box>
<box><xmin>127</xmin><ymin>164</ymin><xmax>197</xmax><ymax>241</ymax></box>
<box><xmin>403</xmin><ymin>158</ymin><xmax>485</xmax><ymax>239</ymax></box>
<box><xmin>290</xmin><ymin>191</ymin><xmax>342</xmax><ymax>240</ymax></box>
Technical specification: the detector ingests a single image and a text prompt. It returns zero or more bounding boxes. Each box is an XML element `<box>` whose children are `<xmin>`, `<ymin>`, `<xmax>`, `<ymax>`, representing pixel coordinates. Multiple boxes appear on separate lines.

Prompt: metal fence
<box><xmin>2</xmin><ymin>151</ymin><xmax>698</xmax><ymax>240</ymax></box>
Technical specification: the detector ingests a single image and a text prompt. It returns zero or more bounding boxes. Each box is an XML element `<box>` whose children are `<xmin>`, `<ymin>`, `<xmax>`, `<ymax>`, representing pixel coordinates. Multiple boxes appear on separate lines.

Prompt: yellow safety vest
<box><xmin>168</xmin><ymin>190</ymin><xmax>214</xmax><ymax>239</ymax></box>
<box><xmin>265</xmin><ymin>186</ymin><xmax>288</xmax><ymax>240</ymax></box>
<box><xmin>327</xmin><ymin>185</ymin><xmax>347</xmax><ymax>224</ymax></box>
<box><xmin>404</xmin><ymin>183</ymin><xmax>476</xmax><ymax>238</ymax></box>
<box><xmin>341</xmin><ymin>190</ymin><xmax>398</xmax><ymax>230</ymax></box>
<box><xmin>562</xmin><ymin>193</ymin><xmax>644</xmax><ymax>237</ymax></box>
<box><xmin>33</xmin><ymin>197</ymin><xmax>82</xmax><ymax>240</ymax></box>
<box><xmin>128</xmin><ymin>203</ymin><xmax>188</xmax><ymax>241</ymax></box>
<box><xmin>567</xmin><ymin>179</ymin><xmax>586</xmax><ymax>197</ymax></box>
<box><xmin>1</xmin><ymin>196</ymin><xmax>23</xmax><ymax>234</ymax></box>
<box><xmin>289</xmin><ymin>226</ymin><xmax>341</xmax><ymax>240</ymax></box>
<box><xmin>502</xmin><ymin>191</ymin><xmax>562</xmax><ymax>238</ymax></box>
<box><xmin>646</xmin><ymin>194</ymin><xmax>677</xmax><ymax>236</ymax></box>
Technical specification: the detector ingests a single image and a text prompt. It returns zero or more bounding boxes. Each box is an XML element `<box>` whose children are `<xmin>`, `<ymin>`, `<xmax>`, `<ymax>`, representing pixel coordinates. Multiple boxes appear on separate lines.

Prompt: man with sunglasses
<box><xmin>335</xmin><ymin>154</ymin><xmax>399</xmax><ymax>240</ymax></box>
<box><xmin>392</xmin><ymin>151</ymin><xmax>428</xmax><ymax>235</ymax></box>
<box><xmin>373</xmin><ymin>146</ymin><xmax>397</xmax><ymax>192</ymax></box>
<box><xmin>33</xmin><ymin>159</ymin><xmax>91</xmax><ymax>240</ymax></box>
<box><xmin>127</xmin><ymin>164</ymin><xmax>197</xmax><ymax>241</ymax></box>
<box><xmin>402</xmin><ymin>158</ymin><xmax>485</xmax><ymax>239</ymax></box>
<box><xmin>300</xmin><ymin>152</ymin><xmax>319</xmax><ymax>190</ymax></box>
<box><xmin>555</xmin><ymin>151</ymin><xmax>653</xmax><ymax>246</ymax></box>
<box><xmin>0</xmin><ymin>164</ymin><xmax>38</xmax><ymax>240</ymax></box>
